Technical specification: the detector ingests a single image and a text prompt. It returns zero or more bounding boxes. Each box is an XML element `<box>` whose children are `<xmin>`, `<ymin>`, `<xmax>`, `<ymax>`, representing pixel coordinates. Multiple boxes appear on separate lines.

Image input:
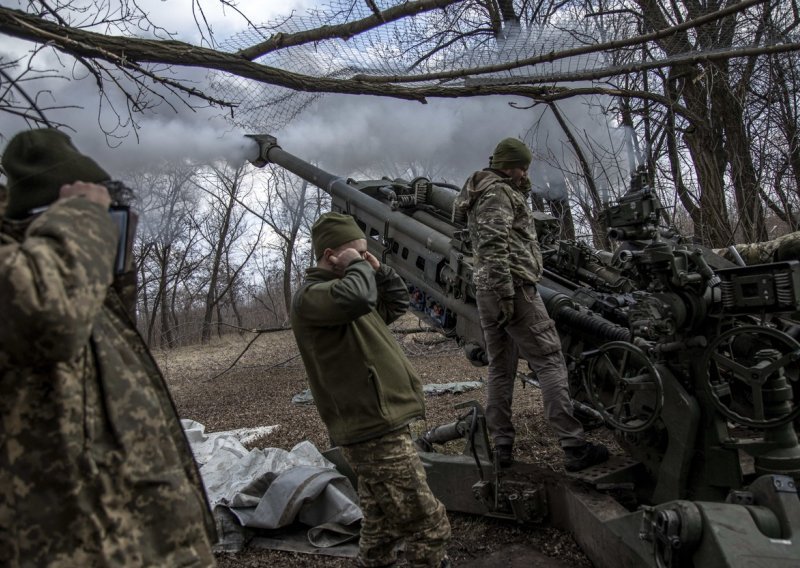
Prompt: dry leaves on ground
<box><xmin>158</xmin><ymin>314</ymin><xmax>596</xmax><ymax>567</ymax></box>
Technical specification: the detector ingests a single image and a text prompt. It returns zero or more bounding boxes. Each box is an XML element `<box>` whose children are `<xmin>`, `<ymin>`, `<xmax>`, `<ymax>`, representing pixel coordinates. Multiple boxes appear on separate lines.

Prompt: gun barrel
<box><xmin>250</xmin><ymin>135</ymin><xmax>454</xmax><ymax>258</ymax></box>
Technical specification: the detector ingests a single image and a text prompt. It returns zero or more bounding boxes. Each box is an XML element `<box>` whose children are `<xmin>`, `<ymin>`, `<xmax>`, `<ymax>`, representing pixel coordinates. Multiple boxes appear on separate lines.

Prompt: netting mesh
<box><xmin>216</xmin><ymin>3</ymin><xmax>601</xmax><ymax>129</ymax></box>
<box><xmin>212</xmin><ymin>0</ymin><xmax>779</xmax><ymax>131</ymax></box>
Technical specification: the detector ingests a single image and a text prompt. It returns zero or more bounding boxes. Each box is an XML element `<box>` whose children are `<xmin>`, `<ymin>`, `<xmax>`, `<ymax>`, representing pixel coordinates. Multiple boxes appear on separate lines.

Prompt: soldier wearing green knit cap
<box><xmin>455</xmin><ymin>137</ymin><xmax>609</xmax><ymax>472</ymax></box>
<box><xmin>0</xmin><ymin>128</ymin><xmax>216</xmax><ymax>567</ymax></box>
<box><xmin>291</xmin><ymin>211</ymin><xmax>451</xmax><ymax>568</ymax></box>
<box><xmin>2</xmin><ymin>128</ymin><xmax>111</xmax><ymax>219</ymax></box>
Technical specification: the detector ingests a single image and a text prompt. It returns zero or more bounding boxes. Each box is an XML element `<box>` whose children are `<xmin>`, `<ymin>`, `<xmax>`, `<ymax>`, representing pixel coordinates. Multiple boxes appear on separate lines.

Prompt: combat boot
<box><xmin>494</xmin><ymin>444</ymin><xmax>513</xmax><ymax>468</ymax></box>
<box><xmin>564</xmin><ymin>442</ymin><xmax>609</xmax><ymax>472</ymax></box>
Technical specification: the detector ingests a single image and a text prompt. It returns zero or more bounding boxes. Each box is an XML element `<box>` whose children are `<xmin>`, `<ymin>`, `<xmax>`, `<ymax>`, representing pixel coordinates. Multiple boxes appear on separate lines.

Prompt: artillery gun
<box><xmin>247</xmin><ymin>135</ymin><xmax>800</xmax><ymax>568</ymax></box>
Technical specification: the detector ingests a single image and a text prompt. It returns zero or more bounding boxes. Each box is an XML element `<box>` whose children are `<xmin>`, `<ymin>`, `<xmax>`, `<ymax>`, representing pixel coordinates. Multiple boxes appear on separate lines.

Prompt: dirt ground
<box><xmin>158</xmin><ymin>314</ymin><xmax>599</xmax><ymax>567</ymax></box>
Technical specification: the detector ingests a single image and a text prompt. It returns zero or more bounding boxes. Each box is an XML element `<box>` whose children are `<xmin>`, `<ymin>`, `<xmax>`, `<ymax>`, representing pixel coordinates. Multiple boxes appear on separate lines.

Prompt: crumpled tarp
<box><xmin>292</xmin><ymin>380</ymin><xmax>484</xmax><ymax>405</ymax></box>
<box><xmin>423</xmin><ymin>381</ymin><xmax>484</xmax><ymax>396</ymax></box>
<box><xmin>182</xmin><ymin>420</ymin><xmax>362</xmax><ymax>551</ymax></box>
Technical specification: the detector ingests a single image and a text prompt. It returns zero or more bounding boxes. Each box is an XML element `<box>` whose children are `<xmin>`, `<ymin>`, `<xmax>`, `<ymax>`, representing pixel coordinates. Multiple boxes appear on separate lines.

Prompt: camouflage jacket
<box><xmin>291</xmin><ymin>260</ymin><xmax>425</xmax><ymax>446</ymax></box>
<box><xmin>0</xmin><ymin>198</ymin><xmax>215</xmax><ymax>567</ymax></box>
<box><xmin>455</xmin><ymin>169</ymin><xmax>543</xmax><ymax>297</ymax></box>
<box><xmin>713</xmin><ymin>231</ymin><xmax>800</xmax><ymax>265</ymax></box>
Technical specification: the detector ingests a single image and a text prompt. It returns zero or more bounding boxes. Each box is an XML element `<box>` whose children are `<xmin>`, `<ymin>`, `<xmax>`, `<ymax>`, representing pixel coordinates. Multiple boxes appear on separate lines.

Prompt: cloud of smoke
<box><xmin>271</xmin><ymin>90</ymin><xmax>632</xmax><ymax>196</ymax></box>
<box><xmin>275</xmin><ymin>95</ymin><xmax>537</xmax><ymax>184</ymax></box>
<box><xmin>87</xmin><ymin>119</ymin><xmax>260</xmax><ymax>173</ymax></box>
<box><xmin>0</xmin><ymin>5</ymin><xmax>634</xmax><ymax>199</ymax></box>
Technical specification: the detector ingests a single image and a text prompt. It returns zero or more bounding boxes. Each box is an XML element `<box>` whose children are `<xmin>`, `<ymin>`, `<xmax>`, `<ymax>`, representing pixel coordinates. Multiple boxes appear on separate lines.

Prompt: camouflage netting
<box><xmin>212</xmin><ymin>0</ymin><xmax>772</xmax><ymax>131</ymax></box>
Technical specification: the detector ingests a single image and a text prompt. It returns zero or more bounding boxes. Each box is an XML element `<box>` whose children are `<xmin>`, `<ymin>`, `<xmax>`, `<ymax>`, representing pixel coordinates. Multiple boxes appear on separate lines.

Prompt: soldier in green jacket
<box><xmin>291</xmin><ymin>212</ymin><xmax>450</xmax><ymax>568</ymax></box>
<box><xmin>455</xmin><ymin>138</ymin><xmax>609</xmax><ymax>471</ymax></box>
<box><xmin>0</xmin><ymin>129</ymin><xmax>216</xmax><ymax>567</ymax></box>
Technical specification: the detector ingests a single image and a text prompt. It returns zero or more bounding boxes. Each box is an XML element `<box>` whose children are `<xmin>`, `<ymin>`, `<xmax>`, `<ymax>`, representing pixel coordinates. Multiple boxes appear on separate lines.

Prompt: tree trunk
<box><xmin>201</xmin><ymin>189</ymin><xmax>235</xmax><ymax>343</ymax></box>
<box><xmin>637</xmin><ymin>0</ymin><xmax>735</xmax><ymax>246</ymax></box>
<box><xmin>548</xmin><ymin>102</ymin><xmax>609</xmax><ymax>249</ymax></box>
<box><xmin>138</xmin><ymin>258</ymin><xmax>152</xmax><ymax>345</ymax></box>
<box><xmin>157</xmin><ymin>244</ymin><xmax>176</xmax><ymax>349</ymax></box>
<box><xmin>548</xmin><ymin>198</ymin><xmax>576</xmax><ymax>240</ymax></box>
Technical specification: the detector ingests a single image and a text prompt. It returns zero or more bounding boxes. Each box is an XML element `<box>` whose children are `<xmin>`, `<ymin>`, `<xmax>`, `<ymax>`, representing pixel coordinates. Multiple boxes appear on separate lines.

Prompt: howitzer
<box><xmin>246</xmin><ymin>135</ymin><xmax>628</xmax><ymax>365</ymax></box>
<box><xmin>247</xmin><ymin>134</ymin><xmax>800</xmax><ymax>568</ymax></box>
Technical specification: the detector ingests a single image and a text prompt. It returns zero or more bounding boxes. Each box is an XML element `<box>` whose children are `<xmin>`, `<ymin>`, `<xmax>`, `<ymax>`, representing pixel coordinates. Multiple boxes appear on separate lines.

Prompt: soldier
<box><xmin>0</xmin><ymin>129</ymin><xmax>216</xmax><ymax>567</ymax></box>
<box><xmin>291</xmin><ymin>212</ymin><xmax>450</xmax><ymax>568</ymax></box>
<box><xmin>455</xmin><ymin>138</ymin><xmax>609</xmax><ymax>471</ymax></box>
<box><xmin>714</xmin><ymin>231</ymin><xmax>800</xmax><ymax>266</ymax></box>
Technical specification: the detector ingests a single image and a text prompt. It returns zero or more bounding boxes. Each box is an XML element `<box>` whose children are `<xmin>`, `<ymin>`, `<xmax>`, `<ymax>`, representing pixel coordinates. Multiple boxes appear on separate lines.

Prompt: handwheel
<box><xmin>584</xmin><ymin>341</ymin><xmax>664</xmax><ymax>432</ymax></box>
<box><xmin>702</xmin><ymin>325</ymin><xmax>800</xmax><ymax>429</ymax></box>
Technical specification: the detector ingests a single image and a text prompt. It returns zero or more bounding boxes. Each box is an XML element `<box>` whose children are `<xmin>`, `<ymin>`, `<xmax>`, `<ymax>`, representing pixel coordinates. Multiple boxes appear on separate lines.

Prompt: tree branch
<box><xmin>0</xmin><ymin>4</ymin><xmax>784</xmax><ymax>116</ymax></box>
<box><xmin>351</xmin><ymin>0</ymin><xmax>771</xmax><ymax>83</ymax></box>
<box><xmin>236</xmin><ymin>0</ymin><xmax>461</xmax><ymax>60</ymax></box>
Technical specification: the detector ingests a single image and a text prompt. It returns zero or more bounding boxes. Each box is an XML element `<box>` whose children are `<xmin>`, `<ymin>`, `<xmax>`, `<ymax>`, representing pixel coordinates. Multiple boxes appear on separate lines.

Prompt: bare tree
<box><xmin>0</xmin><ymin>53</ymin><xmax>75</xmax><ymax>135</ymax></box>
<box><xmin>1</xmin><ymin>1</ymin><xmax>790</xmax><ymax>126</ymax></box>
<box><xmin>132</xmin><ymin>165</ymin><xmax>202</xmax><ymax>348</ymax></box>
<box><xmin>192</xmin><ymin>163</ymin><xmax>262</xmax><ymax>343</ymax></box>
<box><xmin>3</xmin><ymin>0</ymin><xmax>800</xmax><ymax>253</ymax></box>
<box><xmin>250</xmin><ymin>167</ymin><xmax>329</xmax><ymax>315</ymax></box>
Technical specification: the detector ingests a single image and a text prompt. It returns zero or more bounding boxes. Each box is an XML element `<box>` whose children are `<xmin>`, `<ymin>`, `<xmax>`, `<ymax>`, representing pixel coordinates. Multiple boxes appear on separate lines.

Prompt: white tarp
<box><xmin>182</xmin><ymin>420</ymin><xmax>362</xmax><ymax>550</ymax></box>
<box><xmin>292</xmin><ymin>380</ymin><xmax>484</xmax><ymax>404</ymax></box>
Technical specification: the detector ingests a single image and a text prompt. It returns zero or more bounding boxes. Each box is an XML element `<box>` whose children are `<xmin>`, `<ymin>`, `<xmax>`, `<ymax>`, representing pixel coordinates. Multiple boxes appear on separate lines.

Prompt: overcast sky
<box><xmin>0</xmin><ymin>1</ymin><xmax>631</xmax><ymax>190</ymax></box>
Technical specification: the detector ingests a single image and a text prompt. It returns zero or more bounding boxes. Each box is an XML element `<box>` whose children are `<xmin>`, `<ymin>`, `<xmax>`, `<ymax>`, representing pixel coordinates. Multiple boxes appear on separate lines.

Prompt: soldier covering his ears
<box><xmin>291</xmin><ymin>212</ymin><xmax>451</xmax><ymax>568</ymax></box>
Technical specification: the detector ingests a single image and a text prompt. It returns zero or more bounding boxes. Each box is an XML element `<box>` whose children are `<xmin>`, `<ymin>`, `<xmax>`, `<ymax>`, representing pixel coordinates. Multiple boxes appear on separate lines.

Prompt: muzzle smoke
<box><xmin>80</xmin><ymin>121</ymin><xmax>262</xmax><ymax>174</ymax></box>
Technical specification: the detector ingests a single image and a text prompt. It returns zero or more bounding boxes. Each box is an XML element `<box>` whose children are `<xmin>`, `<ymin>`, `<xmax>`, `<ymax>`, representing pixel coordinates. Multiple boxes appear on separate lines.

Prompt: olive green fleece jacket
<box><xmin>290</xmin><ymin>260</ymin><xmax>426</xmax><ymax>445</ymax></box>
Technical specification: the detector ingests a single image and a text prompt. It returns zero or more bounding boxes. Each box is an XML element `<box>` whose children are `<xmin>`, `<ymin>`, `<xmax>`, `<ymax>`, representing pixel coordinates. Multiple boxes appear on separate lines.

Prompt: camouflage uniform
<box><xmin>455</xmin><ymin>169</ymin><xmax>585</xmax><ymax>449</ymax></box>
<box><xmin>0</xmin><ymin>198</ymin><xmax>216</xmax><ymax>566</ymax></box>
<box><xmin>341</xmin><ymin>429</ymin><xmax>450</xmax><ymax>568</ymax></box>
<box><xmin>291</xmin><ymin>213</ymin><xmax>450</xmax><ymax>567</ymax></box>
<box><xmin>714</xmin><ymin>231</ymin><xmax>800</xmax><ymax>265</ymax></box>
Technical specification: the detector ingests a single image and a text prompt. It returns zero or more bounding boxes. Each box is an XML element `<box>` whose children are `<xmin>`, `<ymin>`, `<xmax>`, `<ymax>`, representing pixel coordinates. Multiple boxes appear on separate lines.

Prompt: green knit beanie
<box><xmin>312</xmin><ymin>212</ymin><xmax>366</xmax><ymax>260</ymax></box>
<box><xmin>491</xmin><ymin>138</ymin><xmax>532</xmax><ymax>171</ymax></box>
<box><xmin>2</xmin><ymin>128</ymin><xmax>110</xmax><ymax>219</ymax></box>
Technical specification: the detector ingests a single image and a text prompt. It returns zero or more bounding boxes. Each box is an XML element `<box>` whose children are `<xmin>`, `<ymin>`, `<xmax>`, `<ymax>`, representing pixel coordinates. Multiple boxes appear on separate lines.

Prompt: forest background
<box><xmin>0</xmin><ymin>0</ymin><xmax>798</xmax><ymax>348</ymax></box>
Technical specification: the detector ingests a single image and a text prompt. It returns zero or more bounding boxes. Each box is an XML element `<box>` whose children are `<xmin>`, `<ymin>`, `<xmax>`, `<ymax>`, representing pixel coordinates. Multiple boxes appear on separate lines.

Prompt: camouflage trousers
<box><xmin>341</xmin><ymin>428</ymin><xmax>450</xmax><ymax>567</ymax></box>
<box><xmin>476</xmin><ymin>284</ymin><xmax>584</xmax><ymax>448</ymax></box>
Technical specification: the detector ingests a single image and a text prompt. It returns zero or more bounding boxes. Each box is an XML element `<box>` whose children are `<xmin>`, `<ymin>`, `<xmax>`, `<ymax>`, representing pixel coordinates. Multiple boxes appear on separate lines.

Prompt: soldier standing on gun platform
<box><xmin>291</xmin><ymin>212</ymin><xmax>451</xmax><ymax>568</ymax></box>
<box><xmin>455</xmin><ymin>137</ymin><xmax>609</xmax><ymax>471</ymax></box>
<box><xmin>0</xmin><ymin>129</ymin><xmax>216</xmax><ymax>567</ymax></box>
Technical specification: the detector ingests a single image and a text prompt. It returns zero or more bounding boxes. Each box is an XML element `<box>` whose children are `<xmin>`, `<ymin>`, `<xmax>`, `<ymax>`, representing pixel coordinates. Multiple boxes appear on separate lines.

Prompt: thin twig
<box><xmin>202</xmin><ymin>325</ymin><xmax>292</xmax><ymax>382</ymax></box>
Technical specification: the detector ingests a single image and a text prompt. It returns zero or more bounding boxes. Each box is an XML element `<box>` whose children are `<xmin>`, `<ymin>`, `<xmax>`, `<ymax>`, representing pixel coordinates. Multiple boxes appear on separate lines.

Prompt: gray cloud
<box><xmin>1</xmin><ymin>5</ymin><xmax>632</xmax><ymax>197</ymax></box>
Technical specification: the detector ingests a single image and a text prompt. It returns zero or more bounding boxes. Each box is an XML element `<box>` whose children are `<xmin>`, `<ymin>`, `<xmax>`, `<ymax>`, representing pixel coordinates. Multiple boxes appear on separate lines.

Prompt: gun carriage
<box><xmin>248</xmin><ymin>135</ymin><xmax>800</xmax><ymax>568</ymax></box>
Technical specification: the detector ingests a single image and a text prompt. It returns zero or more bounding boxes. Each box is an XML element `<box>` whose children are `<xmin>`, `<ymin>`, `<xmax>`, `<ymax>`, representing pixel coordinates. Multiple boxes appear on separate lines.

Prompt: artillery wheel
<box><xmin>702</xmin><ymin>325</ymin><xmax>800</xmax><ymax>429</ymax></box>
<box><xmin>584</xmin><ymin>341</ymin><xmax>664</xmax><ymax>432</ymax></box>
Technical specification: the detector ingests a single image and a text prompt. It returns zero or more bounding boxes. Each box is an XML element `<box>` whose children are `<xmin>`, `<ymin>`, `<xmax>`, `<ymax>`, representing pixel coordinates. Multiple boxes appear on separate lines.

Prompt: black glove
<box><xmin>497</xmin><ymin>296</ymin><xmax>515</xmax><ymax>329</ymax></box>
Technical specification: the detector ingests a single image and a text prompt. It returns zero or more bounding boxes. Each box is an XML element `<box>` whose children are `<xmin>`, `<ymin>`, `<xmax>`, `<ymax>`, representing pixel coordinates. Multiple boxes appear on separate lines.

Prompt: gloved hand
<box><xmin>497</xmin><ymin>296</ymin><xmax>515</xmax><ymax>329</ymax></box>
